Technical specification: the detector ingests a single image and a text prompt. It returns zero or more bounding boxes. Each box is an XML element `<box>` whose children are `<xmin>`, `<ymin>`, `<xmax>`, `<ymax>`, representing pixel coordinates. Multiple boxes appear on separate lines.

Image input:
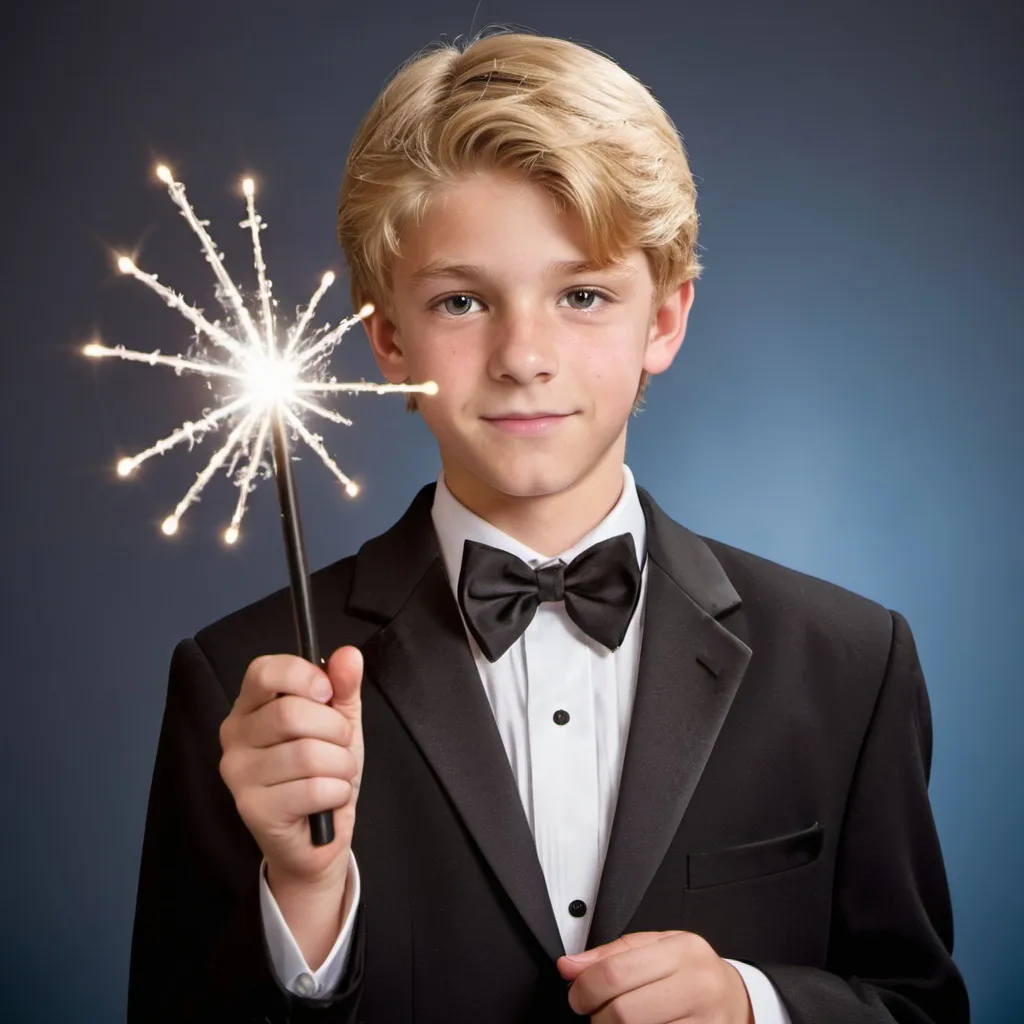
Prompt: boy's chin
<box><xmin>449</xmin><ymin>453</ymin><xmax>621</xmax><ymax>504</ymax></box>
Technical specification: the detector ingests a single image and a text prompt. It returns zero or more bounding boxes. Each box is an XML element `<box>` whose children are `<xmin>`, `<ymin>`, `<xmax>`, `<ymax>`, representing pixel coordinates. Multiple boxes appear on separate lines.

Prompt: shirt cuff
<box><xmin>258</xmin><ymin>850</ymin><xmax>362</xmax><ymax>1000</ymax></box>
<box><xmin>724</xmin><ymin>959</ymin><xmax>793</xmax><ymax>1024</ymax></box>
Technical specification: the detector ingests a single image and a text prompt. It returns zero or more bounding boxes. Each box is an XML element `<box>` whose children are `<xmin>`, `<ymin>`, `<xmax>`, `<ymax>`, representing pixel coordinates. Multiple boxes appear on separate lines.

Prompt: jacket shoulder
<box><xmin>702</xmin><ymin>536</ymin><xmax>897</xmax><ymax>658</ymax></box>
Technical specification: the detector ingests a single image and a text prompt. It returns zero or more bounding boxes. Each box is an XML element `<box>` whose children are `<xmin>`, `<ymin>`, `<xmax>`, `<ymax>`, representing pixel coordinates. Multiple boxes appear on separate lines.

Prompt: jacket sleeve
<box><xmin>127</xmin><ymin>637</ymin><xmax>367</xmax><ymax>1023</ymax></box>
<box><xmin>744</xmin><ymin>610</ymin><xmax>969</xmax><ymax>1023</ymax></box>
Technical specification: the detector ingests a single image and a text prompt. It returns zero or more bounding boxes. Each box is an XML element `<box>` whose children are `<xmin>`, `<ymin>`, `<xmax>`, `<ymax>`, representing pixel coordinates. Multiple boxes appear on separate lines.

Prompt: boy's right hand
<box><xmin>218</xmin><ymin>645</ymin><xmax>364</xmax><ymax>889</ymax></box>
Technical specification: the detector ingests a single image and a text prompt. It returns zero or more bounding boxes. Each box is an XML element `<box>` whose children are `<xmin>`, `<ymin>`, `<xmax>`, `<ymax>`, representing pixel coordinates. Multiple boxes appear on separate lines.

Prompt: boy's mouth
<box><xmin>482</xmin><ymin>412</ymin><xmax>574</xmax><ymax>436</ymax></box>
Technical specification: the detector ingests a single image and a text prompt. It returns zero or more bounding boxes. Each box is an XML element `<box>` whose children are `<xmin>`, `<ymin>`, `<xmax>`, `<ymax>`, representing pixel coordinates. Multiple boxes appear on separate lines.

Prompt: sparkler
<box><xmin>87</xmin><ymin>164</ymin><xmax>437</xmax><ymax>846</ymax></box>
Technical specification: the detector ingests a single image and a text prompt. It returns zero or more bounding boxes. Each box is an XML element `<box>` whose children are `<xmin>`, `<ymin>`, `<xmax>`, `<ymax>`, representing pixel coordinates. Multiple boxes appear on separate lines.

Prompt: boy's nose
<box><xmin>487</xmin><ymin>313</ymin><xmax>559</xmax><ymax>384</ymax></box>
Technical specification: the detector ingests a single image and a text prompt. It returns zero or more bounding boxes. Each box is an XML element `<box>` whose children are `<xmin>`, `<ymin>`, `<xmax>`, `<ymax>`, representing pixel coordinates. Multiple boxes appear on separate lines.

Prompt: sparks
<box><xmin>87</xmin><ymin>164</ymin><xmax>436</xmax><ymax>544</ymax></box>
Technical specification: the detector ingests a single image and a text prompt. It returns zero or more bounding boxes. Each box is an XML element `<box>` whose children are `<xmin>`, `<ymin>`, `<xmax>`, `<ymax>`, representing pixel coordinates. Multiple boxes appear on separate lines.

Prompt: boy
<box><xmin>127</xmin><ymin>31</ymin><xmax>968</xmax><ymax>1023</ymax></box>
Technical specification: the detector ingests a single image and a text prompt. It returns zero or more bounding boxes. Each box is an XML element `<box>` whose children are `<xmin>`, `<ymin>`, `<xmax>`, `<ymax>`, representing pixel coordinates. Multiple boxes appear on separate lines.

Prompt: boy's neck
<box><xmin>440</xmin><ymin>452</ymin><xmax>628</xmax><ymax>558</ymax></box>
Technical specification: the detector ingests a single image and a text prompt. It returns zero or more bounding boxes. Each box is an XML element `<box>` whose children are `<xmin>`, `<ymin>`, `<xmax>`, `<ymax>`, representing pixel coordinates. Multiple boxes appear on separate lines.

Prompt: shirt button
<box><xmin>568</xmin><ymin>899</ymin><xmax>587</xmax><ymax>918</ymax></box>
<box><xmin>553</xmin><ymin>709</ymin><xmax>570</xmax><ymax>726</ymax></box>
<box><xmin>294</xmin><ymin>972</ymin><xmax>317</xmax><ymax>997</ymax></box>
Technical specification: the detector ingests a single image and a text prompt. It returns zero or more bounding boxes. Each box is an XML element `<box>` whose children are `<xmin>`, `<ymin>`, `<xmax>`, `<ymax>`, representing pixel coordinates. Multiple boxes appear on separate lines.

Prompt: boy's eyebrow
<box><xmin>408</xmin><ymin>259</ymin><xmax>636</xmax><ymax>285</ymax></box>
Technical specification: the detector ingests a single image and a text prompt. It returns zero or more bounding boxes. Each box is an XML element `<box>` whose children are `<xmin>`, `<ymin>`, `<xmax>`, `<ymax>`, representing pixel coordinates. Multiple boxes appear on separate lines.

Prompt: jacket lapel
<box><xmin>587</xmin><ymin>489</ymin><xmax>753</xmax><ymax>947</ymax></box>
<box><xmin>347</xmin><ymin>485</ymin><xmax>565</xmax><ymax>961</ymax></box>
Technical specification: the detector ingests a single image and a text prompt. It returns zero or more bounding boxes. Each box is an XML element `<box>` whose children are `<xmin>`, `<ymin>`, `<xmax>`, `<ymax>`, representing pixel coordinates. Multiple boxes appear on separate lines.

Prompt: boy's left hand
<box><xmin>556</xmin><ymin>931</ymin><xmax>754</xmax><ymax>1023</ymax></box>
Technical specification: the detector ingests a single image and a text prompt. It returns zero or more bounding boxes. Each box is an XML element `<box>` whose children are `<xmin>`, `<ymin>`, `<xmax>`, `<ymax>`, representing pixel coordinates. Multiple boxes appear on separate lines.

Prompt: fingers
<box><xmin>560</xmin><ymin>932</ymin><xmax>696</xmax><ymax>1017</ymax></box>
<box><xmin>245</xmin><ymin>736</ymin><xmax>360</xmax><ymax>788</ymax></box>
<box><xmin>241</xmin><ymin>693</ymin><xmax>354</xmax><ymax>751</ymax></box>
<box><xmin>586</xmin><ymin>973</ymin><xmax>695</xmax><ymax>1024</ymax></box>
<box><xmin>224</xmin><ymin>648</ymin><xmax>364</xmax><ymax>750</ymax></box>
<box><xmin>257</xmin><ymin>776</ymin><xmax>355</xmax><ymax>824</ymax></box>
<box><xmin>233</xmin><ymin>654</ymin><xmax>332</xmax><ymax>717</ymax></box>
<box><xmin>220</xmin><ymin>714</ymin><xmax>359</xmax><ymax>836</ymax></box>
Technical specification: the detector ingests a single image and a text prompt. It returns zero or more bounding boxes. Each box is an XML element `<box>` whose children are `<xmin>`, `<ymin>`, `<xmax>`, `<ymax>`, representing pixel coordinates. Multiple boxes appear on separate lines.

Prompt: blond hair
<box><xmin>337</xmin><ymin>30</ymin><xmax>702</xmax><ymax>409</ymax></box>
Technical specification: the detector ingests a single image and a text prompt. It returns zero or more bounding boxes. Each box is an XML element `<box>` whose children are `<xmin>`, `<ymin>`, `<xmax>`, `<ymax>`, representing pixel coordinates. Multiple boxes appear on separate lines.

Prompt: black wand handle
<box><xmin>270</xmin><ymin>408</ymin><xmax>335</xmax><ymax>847</ymax></box>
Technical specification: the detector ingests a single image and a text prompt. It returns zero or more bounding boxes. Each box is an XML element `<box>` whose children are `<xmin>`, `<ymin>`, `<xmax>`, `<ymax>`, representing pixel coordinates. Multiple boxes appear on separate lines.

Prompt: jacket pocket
<box><xmin>685</xmin><ymin>821</ymin><xmax>824</xmax><ymax>890</ymax></box>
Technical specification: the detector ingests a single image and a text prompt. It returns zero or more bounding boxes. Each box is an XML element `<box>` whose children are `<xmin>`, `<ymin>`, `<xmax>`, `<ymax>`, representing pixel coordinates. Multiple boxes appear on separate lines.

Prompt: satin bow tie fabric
<box><xmin>457</xmin><ymin>534</ymin><xmax>644</xmax><ymax>663</ymax></box>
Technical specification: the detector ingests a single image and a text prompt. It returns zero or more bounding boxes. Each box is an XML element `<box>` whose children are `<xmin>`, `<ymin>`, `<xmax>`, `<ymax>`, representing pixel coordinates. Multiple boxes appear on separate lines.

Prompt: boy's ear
<box><xmin>643</xmin><ymin>279</ymin><xmax>694</xmax><ymax>376</ymax></box>
<box><xmin>362</xmin><ymin>309</ymin><xmax>409</xmax><ymax>384</ymax></box>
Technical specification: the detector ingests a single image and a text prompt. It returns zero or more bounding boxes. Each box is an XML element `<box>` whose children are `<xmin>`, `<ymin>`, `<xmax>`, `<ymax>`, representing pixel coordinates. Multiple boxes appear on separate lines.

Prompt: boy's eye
<box><xmin>439</xmin><ymin>294</ymin><xmax>480</xmax><ymax>316</ymax></box>
<box><xmin>561</xmin><ymin>289</ymin><xmax>604</xmax><ymax>310</ymax></box>
<box><xmin>435</xmin><ymin>290</ymin><xmax>608</xmax><ymax>315</ymax></box>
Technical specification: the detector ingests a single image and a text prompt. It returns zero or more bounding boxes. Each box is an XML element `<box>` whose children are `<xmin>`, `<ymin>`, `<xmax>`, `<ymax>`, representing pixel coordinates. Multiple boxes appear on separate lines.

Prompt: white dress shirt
<box><xmin>259</xmin><ymin>465</ymin><xmax>791</xmax><ymax>1022</ymax></box>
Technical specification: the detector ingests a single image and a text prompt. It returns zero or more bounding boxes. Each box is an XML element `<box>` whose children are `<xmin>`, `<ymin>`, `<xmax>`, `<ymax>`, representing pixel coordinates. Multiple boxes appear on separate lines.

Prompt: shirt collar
<box><xmin>431</xmin><ymin>465</ymin><xmax>647</xmax><ymax>591</ymax></box>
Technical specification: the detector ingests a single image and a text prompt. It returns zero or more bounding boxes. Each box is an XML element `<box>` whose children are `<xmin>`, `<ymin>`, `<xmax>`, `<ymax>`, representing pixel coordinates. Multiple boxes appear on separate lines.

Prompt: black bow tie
<box><xmin>456</xmin><ymin>534</ymin><xmax>643</xmax><ymax>663</ymax></box>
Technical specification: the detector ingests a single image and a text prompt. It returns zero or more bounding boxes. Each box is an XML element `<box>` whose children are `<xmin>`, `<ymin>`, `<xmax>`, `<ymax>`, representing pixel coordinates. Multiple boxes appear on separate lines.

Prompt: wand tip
<box><xmin>117</xmin><ymin>458</ymin><xmax>135</xmax><ymax>478</ymax></box>
<box><xmin>358</xmin><ymin>303</ymin><xmax>375</xmax><ymax>319</ymax></box>
<box><xmin>224</xmin><ymin>525</ymin><xmax>240</xmax><ymax>545</ymax></box>
<box><xmin>155</xmin><ymin>164</ymin><xmax>173</xmax><ymax>185</ymax></box>
<box><xmin>422</xmin><ymin>380</ymin><xmax>439</xmax><ymax>396</ymax></box>
<box><xmin>117</xmin><ymin>256</ymin><xmax>134</xmax><ymax>274</ymax></box>
<box><xmin>161</xmin><ymin>516</ymin><xmax>179</xmax><ymax>536</ymax></box>
<box><xmin>345</xmin><ymin>481</ymin><xmax>360</xmax><ymax>497</ymax></box>
<box><xmin>242</xmin><ymin>177</ymin><xmax>255</xmax><ymax>198</ymax></box>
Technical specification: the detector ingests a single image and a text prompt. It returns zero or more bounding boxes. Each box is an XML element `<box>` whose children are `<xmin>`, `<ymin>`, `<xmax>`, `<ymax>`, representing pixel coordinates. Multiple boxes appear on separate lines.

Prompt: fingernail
<box><xmin>313</xmin><ymin>678</ymin><xmax>333</xmax><ymax>702</ymax></box>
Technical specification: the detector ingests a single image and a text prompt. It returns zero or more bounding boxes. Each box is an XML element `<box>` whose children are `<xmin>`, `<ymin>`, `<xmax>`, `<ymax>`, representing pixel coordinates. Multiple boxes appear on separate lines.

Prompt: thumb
<box><xmin>556</xmin><ymin>948</ymin><xmax>600</xmax><ymax>981</ymax></box>
<box><xmin>556</xmin><ymin>931</ymin><xmax>678</xmax><ymax>979</ymax></box>
<box><xmin>325</xmin><ymin>645</ymin><xmax>363</xmax><ymax>717</ymax></box>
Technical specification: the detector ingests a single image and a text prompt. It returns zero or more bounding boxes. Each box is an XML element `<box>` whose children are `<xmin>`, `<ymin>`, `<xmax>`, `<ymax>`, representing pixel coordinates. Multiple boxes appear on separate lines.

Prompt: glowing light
<box><xmin>92</xmin><ymin>163</ymin><xmax>437</xmax><ymax>539</ymax></box>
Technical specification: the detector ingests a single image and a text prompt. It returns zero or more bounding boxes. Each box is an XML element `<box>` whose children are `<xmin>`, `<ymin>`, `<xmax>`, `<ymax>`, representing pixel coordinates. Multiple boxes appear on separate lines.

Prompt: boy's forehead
<box><xmin>408</xmin><ymin>172</ymin><xmax>576</xmax><ymax>240</ymax></box>
<box><xmin>404</xmin><ymin>257</ymin><xmax>639</xmax><ymax>286</ymax></box>
<box><xmin>392</xmin><ymin>174</ymin><xmax>641</xmax><ymax>283</ymax></box>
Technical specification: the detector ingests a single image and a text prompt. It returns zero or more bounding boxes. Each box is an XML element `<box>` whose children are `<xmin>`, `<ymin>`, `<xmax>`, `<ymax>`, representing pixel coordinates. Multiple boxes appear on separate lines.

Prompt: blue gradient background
<box><xmin>1</xmin><ymin>1</ymin><xmax>1019</xmax><ymax>1020</ymax></box>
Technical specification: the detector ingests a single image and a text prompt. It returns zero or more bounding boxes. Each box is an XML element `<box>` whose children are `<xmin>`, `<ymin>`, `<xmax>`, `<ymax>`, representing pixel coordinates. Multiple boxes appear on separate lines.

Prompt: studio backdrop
<box><xmin>0</xmin><ymin>1</ymin><xmax>1019</xmax><ymax>1021</ymax></box>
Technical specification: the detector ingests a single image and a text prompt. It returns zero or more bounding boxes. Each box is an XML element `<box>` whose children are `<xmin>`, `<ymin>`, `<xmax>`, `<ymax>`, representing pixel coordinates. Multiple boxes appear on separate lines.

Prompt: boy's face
<box><xmin>363</xmin><ymin>170</ymin><xmax>693</xmax><ymax>515</ymax></box>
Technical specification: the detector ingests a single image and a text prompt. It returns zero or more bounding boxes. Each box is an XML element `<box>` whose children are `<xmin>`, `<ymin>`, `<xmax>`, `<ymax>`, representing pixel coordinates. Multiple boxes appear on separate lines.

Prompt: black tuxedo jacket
<box><xmin>127</xmin><ymin>484</ymin><xmax>968</xmax><ymax>1023</ymax></box>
